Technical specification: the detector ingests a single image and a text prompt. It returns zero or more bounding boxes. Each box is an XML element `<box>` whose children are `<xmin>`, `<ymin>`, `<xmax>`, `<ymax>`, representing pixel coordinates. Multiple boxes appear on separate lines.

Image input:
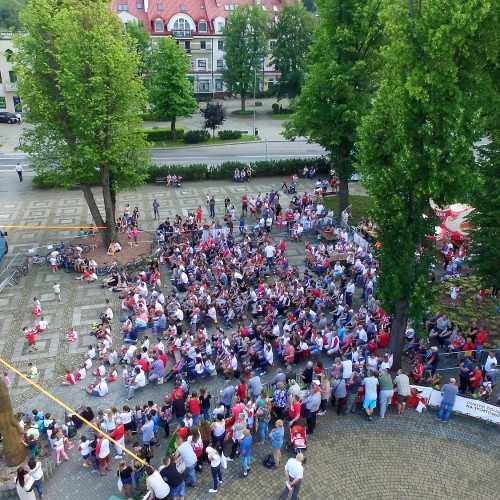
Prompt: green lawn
<box><xmin>152</xmin><ymin>135</ymin><xmax>260</xmax><ymax>148</ymax></box>
<box><xmin>323</xmin><ymin>193</ymin><xmax>373</xmax><ymax>226</ymax></box>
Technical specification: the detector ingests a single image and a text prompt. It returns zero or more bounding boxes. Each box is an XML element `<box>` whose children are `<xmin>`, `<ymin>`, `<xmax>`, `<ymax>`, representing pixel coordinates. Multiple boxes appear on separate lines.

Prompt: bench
<box><xmin>155</xmin><ymin>177</ymin><xmax>168</xmax><ymax>184</ymax></box>
<box><xmin>237</xmin><ymin>130</ymin><xmax>249</xmax><ymax>135</ymax></box>
<box><xmin>0</xmin><ymin>276</ymin><xmax>14</xmax><ymax>293</ymax></box>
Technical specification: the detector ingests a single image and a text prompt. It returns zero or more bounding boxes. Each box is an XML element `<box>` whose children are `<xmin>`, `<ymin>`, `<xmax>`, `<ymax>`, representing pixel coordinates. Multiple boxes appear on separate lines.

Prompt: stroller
<box><xmin>286</xmin><ymin>424</ymin><xmax>307</xmax><ymax>455</ymax></box>
<box><xmin>283</xmin><ymin>184</ymin><xmax>297</xmax><ymax>195</ymax></box>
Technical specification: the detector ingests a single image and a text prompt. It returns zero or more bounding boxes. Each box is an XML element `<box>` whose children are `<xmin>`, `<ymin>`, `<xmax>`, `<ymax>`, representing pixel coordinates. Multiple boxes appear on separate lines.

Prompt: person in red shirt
<box><xmin>62</xmin><ymin>369</ymin><xmax>76</xmax><ymax>385</ymax></box>
<box><xmin>377</xmin><ymin>330</ymin><xmax>390</xmax><ymax>348</ymax></box>
<box><xmin>366</xmin><ymin>338</ymin><xmax>379</xmax><ymax>354</ymax></box>
<box><xmin>196</xmin><ymin>206</ymin><xmax>203</xmax><ymax>224</ymax></box>
<box><xmin>176</xmin><ymin>421</ymin><xmax>189</xmax><ymax>440</ymax></box>
<box><xmin>137</xmin><ymin>357</ymin><xmax>149</xmax><ymax>373</ymax></box>
<box><xmin>475</xmin><ymin>329</ymin><xmax>488</xmax><ymax>353</ymax></box>
<box><xmin>158</xmin><ymin>350</ymin><xmax>167</xmax><ymax>369</ymax></box>
<box><xmin>284</xmin><ymin>344</ymin><xmax>295</xmax><ymax>369</ymax></box>
<box><xmin>24</xmin><ymin>328</ymin><xmax>38</xmax><ymax>352</ymax></box>
<box><xmin>236</xmin><ymin>378</ymin><xmax>247</xmax><ymax>401</ymax></box>
<box><xmin>187</xmin><ymin>392</ymin><xmax>201</xmax><ymax>426</ymax></box>
<box><xmin>412</xmin><ymin>360</ymin><xmax>425</xmax><ymax>383</ymax></box>
<box><xmin>241</xmin><ymin>195</ymin><xmax>248</xmax><ymax>216</ymax></box>
<box><xmin>468</xmin><ymin>365</ymin><xmax>483</xmax><ymax>394</ymax></box>
<box><xmin>110</xmin><ymin>420</ymin><xmax>126</xmax><ymax>459</ymax></box>
<box><xmin>288</xmin><ymin>394</ymin><xmax>302</xmax><ymax>426</ymax></box>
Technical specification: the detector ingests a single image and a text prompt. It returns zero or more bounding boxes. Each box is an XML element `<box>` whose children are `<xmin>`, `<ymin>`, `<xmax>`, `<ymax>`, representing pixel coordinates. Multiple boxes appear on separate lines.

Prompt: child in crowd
<box><xmin>32</xmin><ymin>297</ymin><xmax>42</xmax><ymax>317</ymax></box>
<box><xmin>78</xmin><ymin>435</ymin><xmax>91</xmax><ymax>467</ymax></box>
<box><xmin>66</xmin><ymin>327</ymin><xmax>78</xmax><ymax>343</ymax></box>
<box><xmin>53</xmin><ymin>281</ymin><xmax>61</xmax><ymax>301</ymax></box>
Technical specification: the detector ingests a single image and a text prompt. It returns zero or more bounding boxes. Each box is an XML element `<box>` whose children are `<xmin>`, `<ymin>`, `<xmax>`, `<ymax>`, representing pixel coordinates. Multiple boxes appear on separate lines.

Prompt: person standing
<box><xmin>303</xmin><ymin>383</ymin><xmax>321</xmax><ymax>434</ymax></box>
<box><xmin>209</xmin><ymin>196</ymin><xmax>216</xmax><ymax>218</ymax></box>
<box><xmin>269</xmin><ymin>419</ymin><xmax>285</xmax><ymax>467</ymax></box>
<box><xmin>437</xmin><ymin>377</ymin><xmax>459</xmax><ymax>422</ymax></box>
<box><xmin>96</xmin><ymin>435</ymin><xmax>111</xmax><ymax>475</ymax></box>
<box><xmin>27</xmin><ymin>458</ymin><xmax>44</xmax><ymax>499</ymax></box>
<box><xmin>52</xmin><ymin>282</ymin><xmax>61</xmax><ymax>302</ymax></box>
<box><xmin>345</xmin><ymin>369</ymin><xmax>362</xmax><ymax>415</ymax></box>
<box><xmin>117</xmin><ymin>460</ymin><xmax>133</xmax><ymax>498</ymax></box>
<box><xmin>280</xmin><ymin>453</ymin><xmax>304</xmax><ymax>500</ymax></box>
<box><xmin>394</xmin><ymin>369</ymin><xmax>411</xmax><ymax>415</ymax></box>
<box><xmin>173</xmin><ymin>436</ymin><xmax>197</xmax><ymax>487</ymax></box>
<box><xmin>206</xmin><ymin>446</ymin><xmax>223</xmax><ymax>494</ymax></box>
<box><xmin>145</xmin><ymin>466</ymin><xmax>170</xmax><ymax>500</ymax></box>
<box><xmin>15</xmin><ymin>163</ymin><xmax>23</xmax><ymax>182</ymax></box>
<box><xmin>378</xmin><ymin>369</ymin><xmax>394</xmax><ymax>419</ymax></box>
<box><xmin>238</xmin><ymin>428</ymin><xmax>253</xmax><ymax>478</ymax></box>
<box><xmin>152</xmin><ymin>199</ymin><xmax>160</xmax><ymax>220</ymax></box>
<box><xmin>159</xmin><ymin>455</ymin><xmax>185</xmax><ymax>500</ymax></box>
<box><xmin>15</xmin><ymin>467</ymin><xmax>36</xmax><ymax>500</ymax></box>
<box><xmin>362</xmin><ymin>370</ymin><xmax>379</xmax><ymax>421</ymax></box>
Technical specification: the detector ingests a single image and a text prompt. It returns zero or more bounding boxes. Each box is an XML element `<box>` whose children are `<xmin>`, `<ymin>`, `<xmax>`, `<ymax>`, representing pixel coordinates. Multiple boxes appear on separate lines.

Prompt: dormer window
<box><xmin>154</xmin><ymin>19</ymin><xmax>164</xmax><ymax>32</ymax></box>
<box><xmin>198</xmin><ymin>21</ymin><xmax>207</xmax><ymax>32</ymax></box>
<box><xmin>157</xmin><ymin>3</ymin><xmax>164</xmax><ymax>10</ymax></box>
<box><xmin>117</xmin><ymin>3</ymin><xmax>129</xmax><ymax>11</ymax></box>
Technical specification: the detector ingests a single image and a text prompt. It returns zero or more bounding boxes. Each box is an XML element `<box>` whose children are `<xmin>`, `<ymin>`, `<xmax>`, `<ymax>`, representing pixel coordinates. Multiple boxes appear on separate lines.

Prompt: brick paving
<box><xmin>0</xmin><ymin>176</ymin><xmax>498</xmax><ymax>499</ymax></box>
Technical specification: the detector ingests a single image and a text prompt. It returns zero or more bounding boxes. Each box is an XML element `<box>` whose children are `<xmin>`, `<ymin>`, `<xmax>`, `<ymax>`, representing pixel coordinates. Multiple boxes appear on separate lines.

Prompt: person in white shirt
<box><xmin>146</xmin><ymin>466</ymin><xmax>170</xmax><ymax>499</ymax></box>
<box><xmin>265</xmin><ymin>244</ymin><xmax>276</xmax><ymax>267</ymax></box>
<box><xmin>362</xmin><ymin>370</ymin><xmax>379</xmax><ymax>420</ymax></box>
<box><xmin>86</xmin><ymin>377</ymin><xmax>108</xmax><ymax>397</ymax></box>
<box><xmin>281</xmin><ymin>453</ymin><xmax>305</xmax><ymax>499</ymax></box>
<box><xmin>126</xmin><ymin>367</ymin><xmax>146</xmax><ymax>401</ymax></box>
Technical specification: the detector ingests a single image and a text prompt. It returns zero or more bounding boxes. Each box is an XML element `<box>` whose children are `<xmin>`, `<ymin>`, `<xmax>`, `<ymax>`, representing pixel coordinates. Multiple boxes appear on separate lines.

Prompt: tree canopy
<box><xmin>149</xmin><ymin>36</ymin><xmax>198</xmax><ymax>139</ymax></box>
<box><xmin>357</xmin><ymin>0</ymin><xmax>497</xmax><ymax>367</ymax></box>
<box><xmin>222</xmin><ymin>4</ymin><xmax>269</xmax><ymax>111</ymax></box>
<box><xmin>201</xmin><ymin>101</ymin><xmax>227</xmax><ymax>138</ymax></box>
<box><xmin>271</xmin><ymin>2</ymin><xmax>315</xmax><ymax>100</ymax></box>
<box><xmin>15</xmin><ymin>0</ymin><xmax>150</xmax><ymax>246</ymax></box>
<box><xmin>0</xmin><ymin>0</ymin><xmax>26</xmax><ymax>30</ymax></box>
<box><xmin>283</xmin><ymin>0</ymin><xmax>383</xmax><ymax>216</ymax></box>
<box><xmin>125</xmin><ymin>21</ymin><xmax>152</xmax><ymax>87</ymax></box>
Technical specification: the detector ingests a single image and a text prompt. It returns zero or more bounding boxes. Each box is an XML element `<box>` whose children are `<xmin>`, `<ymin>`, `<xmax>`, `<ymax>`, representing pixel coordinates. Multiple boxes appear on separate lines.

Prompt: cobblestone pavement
<box><xmin>1</xmin><ymin>176</ymin><xmax>498</xmax><ymax>499</ymax></box>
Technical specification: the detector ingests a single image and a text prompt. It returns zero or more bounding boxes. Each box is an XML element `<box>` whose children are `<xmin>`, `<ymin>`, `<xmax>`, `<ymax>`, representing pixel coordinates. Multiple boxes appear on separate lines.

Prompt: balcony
<box><xmin>172</xmin><ymin>29</ymin><xmax>192</xmax><ymax>38</ymax></box>
<box><xmin>4</xmin><ymin>82</ymin><xmax>18</xmax><ymax>92</ymax></box>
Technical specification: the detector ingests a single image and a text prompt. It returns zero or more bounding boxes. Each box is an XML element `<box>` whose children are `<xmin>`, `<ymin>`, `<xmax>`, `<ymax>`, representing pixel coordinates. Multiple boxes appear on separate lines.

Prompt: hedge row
<box><xmin>32</xmin><ymin>157</ymin><xmax>330</xmax><ymax>189</ymax></box>
<box><xmin>143</xmin><ymin>128</ymin><xmax>185</xmax><ymax>142</ymax></box>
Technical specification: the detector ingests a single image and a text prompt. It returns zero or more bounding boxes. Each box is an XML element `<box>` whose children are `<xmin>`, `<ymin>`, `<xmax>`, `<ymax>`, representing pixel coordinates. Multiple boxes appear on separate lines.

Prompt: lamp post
<box><xmin>253</xmin><ymin>69</ymin><xmax>257</xmax><ymax>136</ymax></box>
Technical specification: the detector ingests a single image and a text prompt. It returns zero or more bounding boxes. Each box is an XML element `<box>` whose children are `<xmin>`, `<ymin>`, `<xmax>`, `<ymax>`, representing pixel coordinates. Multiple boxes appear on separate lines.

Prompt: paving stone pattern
<box><xmin>0</xmin><ymin>177</ymin><xmax>498</xmax><ymax>500</ymax></box>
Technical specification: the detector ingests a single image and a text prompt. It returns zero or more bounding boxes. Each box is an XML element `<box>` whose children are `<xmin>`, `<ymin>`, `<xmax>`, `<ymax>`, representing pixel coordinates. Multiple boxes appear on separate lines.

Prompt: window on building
<box><xmin>5</xmin><ymin>49</ymin><xmax>14</xmax><ymax>63</ymax></box>
<box><xmin>269</xmin><ymin>41</ymin><xmax>276</xmax><ymax>49</ymax></box>
<box><xmin>217</xmin><ymin>21</ymin><xmax>224</xmax><ymax>33</ymax></box>
<box><xmin>154</xmin><ymin>20</ymin><xmax>164</xmax><ymax>32</ymax></box>
<box><xmin>216</xmin><ymin>59</ymin><xmax>223</xmax><ymax>69</ymax></box>
<box><xmin>185</xmin><ymin>41</ymin><xmax>191</xmax><ymax>53</ymax></box>
<box><xmin>0</xmin><ymin>97</ymin><xmax>5</xmax><ymax>109</ymax></box>
<box><xmin>136</xmin><ymin>2</ymin><xmax>144</xmax><ymax>8</ymax></box>
<box><xmin>117</xmin><ymin>3</ymin><xmax>129</xmax><ymax>11</ymax></box>
<box><xmin>197</xmin><ymin>59</ymin><xmax>207</xmax><ymax>70</ymax></box>
<box><xmin>181</xmin><ymin>4</ymin><xmax>187</xmax><ymax>11</ymax></box>
<box><xmin>198</xmin><ymin>21</ymin><xmax>207</xmax><ymax>32</ymax></box>
<box><xmin>173</xmin><ymin>18</ymin><xmax>190</xmax><ymax>31</ymax></box>
<box><xmin>190</xmin><ymin>61</ymin><xmax>195</xmax><ymax>69</ymax></box>
<box><xmin>9</xmin><ymin>71</ymin><xmax>17</xmax><ymax>83</ymax></box>
<box><xmin>217</xmin><ymin>39</ymin><xmax>223</xmax><ymax>50</ymax></box>
<box><xmin>198</xmin><ymin>79</ymin><xmax>210</xmax><ymax>92</ymax></box>
<box><xmin>200</xmin><ymin>41</ymin><xmax>206</xmax><ymax>50</ymax></box>
<box><xmin>215</xmin><ymin>79</ymin><xmax>223</xmax><ymax>91</ymax></box>
<box><xmin>157</xmin><ymin>3</ymin><xmax>164</xmax><ymax>10</ymax></box>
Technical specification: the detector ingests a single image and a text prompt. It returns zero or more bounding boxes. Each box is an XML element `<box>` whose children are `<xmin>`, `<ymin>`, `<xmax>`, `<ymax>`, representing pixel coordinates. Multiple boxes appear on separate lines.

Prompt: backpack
<box><xmin>161</xmin><ymin>406</ymin><xmax>172</xmax><ymax>424</ymax></box>
<box><xmin>67</xmin><ymin>422</ymin><xmax>77</xmax><ymax>438</ymax></box>
<box><xmin>263</xmin><ymin>454</ymin><xmax>276</xmax><ymax>469</ymax></box>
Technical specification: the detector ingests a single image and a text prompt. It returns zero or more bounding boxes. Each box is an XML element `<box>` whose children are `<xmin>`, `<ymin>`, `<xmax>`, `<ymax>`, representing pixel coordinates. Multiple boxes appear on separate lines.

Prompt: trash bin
<box><xmin>254</xmin><ymin>128</ymin><xmax>258</xmax><ymax>136</ymax></box>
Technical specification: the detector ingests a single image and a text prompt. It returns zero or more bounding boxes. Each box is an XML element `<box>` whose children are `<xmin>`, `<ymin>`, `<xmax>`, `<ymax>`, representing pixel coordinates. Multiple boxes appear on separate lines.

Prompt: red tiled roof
<box><xmin>110</xmin><ymin>0</ymin><xmax>149</xmax><ymax>25</ymax></box>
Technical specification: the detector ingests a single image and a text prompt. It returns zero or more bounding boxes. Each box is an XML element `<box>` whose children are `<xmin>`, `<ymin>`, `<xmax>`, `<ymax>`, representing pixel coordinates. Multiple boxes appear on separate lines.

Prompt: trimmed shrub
<box><xmin>272</xmin><ymin>103</ymin><xmax>280</xmax><ymax>114</ymax></box>
<box><xmin>148</xmin><ymin>163</ymin><xmax>208</xmax><ymax>182</ymax></box>
<box><xmin>218</xmin><ymin>130</ymin><xmax>242</xmax><ymax>140</ymax></box>
<box><xmin>143</xmin><ymin>128</ymin><xmax>185</xmax><ymax>142</ymax></box>
<box><xmin>255</xmin><ymin>101</ymin><xmax>263</xmax><ymax>107</ymax></box>
<box><xmin>184</xmin><ymin>130</ymin><xmax>210</xmax><ymax>144</ymax></box>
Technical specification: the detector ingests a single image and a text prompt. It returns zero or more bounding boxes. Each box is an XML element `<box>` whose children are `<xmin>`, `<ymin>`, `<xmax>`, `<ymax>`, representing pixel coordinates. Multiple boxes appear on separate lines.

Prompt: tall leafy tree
<box><xmin>0</xmin><ymin>0</ymin><xmax>26</xmax><ymax>30</ymax></box>
<box><xmin>357</xmin><ymin>0</ymin><xmax>495</xmax><ymax>368</ymax></box>
<box><xmin>222</xmin><ymin>5</ymin><xmax>270</xmax><ymax>112</ymax></box>
<box><xmin>15</xmin><ymin>0</ymin><xmax>150</xmax><ymax>246</ymax></box>
<box><xmin>125</xmin><ymin>21</ymin><xmax>152</xmax><ymax>86</ymax></box>
<box><xmin>149</xmin><ymin>36</ymin><xmax>198</xmax><ymax>140</ymax></box>
<box><xmin>271</xmin><ymin>2</ymin><xmax>315</xmax><ymax>99</ymax></box>
<box><xmin>201</xmin><ymin>101</ymin><xmax>227</xmax><ymax>138</ymax></box>
<box><xmin>283</xmin><ymin>0</ymin><xmax>383</xmax><ymax>216</ymax></box>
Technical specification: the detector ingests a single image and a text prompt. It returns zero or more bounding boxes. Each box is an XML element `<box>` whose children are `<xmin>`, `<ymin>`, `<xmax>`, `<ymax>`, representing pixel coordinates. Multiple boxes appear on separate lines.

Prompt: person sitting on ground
<box><xmin>107</xmin><ymin>241</ymin><xmax>122</xmax><ymax>255</ymax></box>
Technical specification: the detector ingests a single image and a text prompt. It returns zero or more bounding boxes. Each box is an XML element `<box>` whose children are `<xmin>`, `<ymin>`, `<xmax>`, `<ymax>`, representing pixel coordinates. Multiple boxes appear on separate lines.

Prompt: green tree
<box><xmin>222</xmin><ymin>5</ymin><xmax>270</xmax><ymax>112</ymax></box>
<box><xmin>149</xmin><ymin>36</ymin><xmax>198</xmax><ymax>140</ymax></box>
<box><xmin>125</xmin><ymin>21</ymin><xmax>152</xmax><ymax>86</ymax></box>
<box><xmin>0</xmin><ymin>0</ymin><xmax>26</xmax><ymax>30</ymax></box>
<box><xmin>201</xmin><ymin>101</ymin><xmax>227</xmax><ymax>138</ymax></box>
<box><xmin>271</xmin><ymin>2</ymin><xmax>315</xmax><ymax>100</ymax></box>
<box><xmin>283</xmin><ymin>0</ymin><xmax>383</xmax><ymax>216</ymax></box>
<box><xmin>357</xmin><ymin>0</ymin><xmax>495</xmax><ymax>368</ymax></box>
<box><xmin>15</xmin><ymin>0</ymin><xmax>150</xmax><ymax>247</ymax></box>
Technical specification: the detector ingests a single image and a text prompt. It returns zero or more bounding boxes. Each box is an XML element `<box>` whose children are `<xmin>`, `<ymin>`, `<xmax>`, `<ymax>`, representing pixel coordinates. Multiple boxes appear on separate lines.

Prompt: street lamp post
<box><xmin>253</xmin><ymin>69</ymin><xmax>257</xmax><ymax>136</ymax></box>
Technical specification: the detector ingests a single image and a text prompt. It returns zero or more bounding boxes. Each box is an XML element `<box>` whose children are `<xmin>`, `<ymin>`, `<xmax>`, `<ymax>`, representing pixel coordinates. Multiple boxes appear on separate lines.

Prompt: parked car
<box><xmin>0</xmin><ymin>112</ymin><xmax>19</xmax><ymax>124</ymax></box>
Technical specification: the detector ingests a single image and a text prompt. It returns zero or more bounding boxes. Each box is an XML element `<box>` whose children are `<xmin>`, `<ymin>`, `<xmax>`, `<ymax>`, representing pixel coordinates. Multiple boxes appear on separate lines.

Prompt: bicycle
<box><xmin>11</xmin><ymin>269</ymin><xmax>21</xmax><ymax>284</ymax></box>
<box><xmin>24</xmin><ymin>254</ymin><xmax>46</xmax><ymax>267</ymax></box>
<box><xmin>63</xmin><ymin>241</ymin><xmax>91</xmax><ymax>257</ymax></box>
<box><xmin>96</xmin><ymin>261</ymin><xmax>124</xmax><ymax>276</ymax></box>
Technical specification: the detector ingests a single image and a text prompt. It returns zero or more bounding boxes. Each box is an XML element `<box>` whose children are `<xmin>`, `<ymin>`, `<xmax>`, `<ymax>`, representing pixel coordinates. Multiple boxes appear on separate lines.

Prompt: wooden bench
<box><xmin>237</xmin><ymin>130</ymin><xmax>249</xmax><ymax>135</ymax></box>
<box><xmin>0</xmin><ymin>276</ymin><xmax>13</xmax><ymax>293</ymax></box>
<box><xmin>155</xmin><ymin>177</ymin><xmax>168</xmax><ymax>184</ymax></box>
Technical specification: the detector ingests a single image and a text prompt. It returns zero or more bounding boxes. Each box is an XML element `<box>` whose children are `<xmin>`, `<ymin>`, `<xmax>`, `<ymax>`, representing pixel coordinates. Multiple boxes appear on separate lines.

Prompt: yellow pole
<box><xmin>0</xmin><ymin>358</ymin><xmax>146</xmax><ymax>465</ymax></box>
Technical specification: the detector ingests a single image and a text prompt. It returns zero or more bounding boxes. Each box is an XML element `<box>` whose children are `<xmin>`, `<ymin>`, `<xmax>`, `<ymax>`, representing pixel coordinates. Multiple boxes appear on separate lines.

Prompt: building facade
<box><xmin>110</xmin><ymin>0</ymin><xmax>288</xmax><ymax>98</ymax></box>
<box><xmin>0</xmin><ymin>33</ymin><xmax>21</xmax><ymax>113</ymax></box>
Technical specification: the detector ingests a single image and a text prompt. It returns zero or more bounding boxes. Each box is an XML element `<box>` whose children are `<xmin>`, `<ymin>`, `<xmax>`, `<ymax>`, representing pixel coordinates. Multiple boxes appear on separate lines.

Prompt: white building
<box><xmin>0</xmin><ymin>33</ymin><xmax>20</xmax><ymax>113</ymax></box>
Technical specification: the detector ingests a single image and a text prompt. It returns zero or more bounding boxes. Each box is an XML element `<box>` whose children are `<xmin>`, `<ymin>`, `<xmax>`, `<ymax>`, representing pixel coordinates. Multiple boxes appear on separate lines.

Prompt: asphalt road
<box><xmin>0</xmin><ymin>140</ymin><xmax>325</xmax><ymax>170</ymax></box>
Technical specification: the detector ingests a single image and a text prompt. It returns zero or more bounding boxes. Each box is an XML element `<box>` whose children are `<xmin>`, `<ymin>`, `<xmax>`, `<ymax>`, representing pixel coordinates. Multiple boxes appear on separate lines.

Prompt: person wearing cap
<box><xmin>423</xmin><ymin>346</ymin><xmax>440</xmax><ymax>377</ymax></box>
<box><xmin>280</xmin><ymin>453</ymin><xmax>304</xmax><ymax>500</ymax></box>
<box><xmin>437</xmin><ymin>378</ymin><xmax>458</xmax><ymax>422</ymax></box>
